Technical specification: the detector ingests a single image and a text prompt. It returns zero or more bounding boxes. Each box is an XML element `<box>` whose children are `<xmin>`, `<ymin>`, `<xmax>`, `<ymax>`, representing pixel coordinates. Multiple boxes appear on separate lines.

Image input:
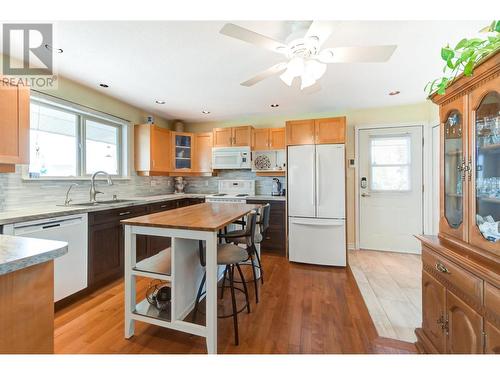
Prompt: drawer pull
<box><xmin>119</xmin><ymin>211</ymin><xmax>132</xmax><ymax>216</ymax></box>
<box><xmin>435</xmin><ymin>262</ymin><xmax>450</xmax><ymax>274</ymax></box>
<box><xmin>160</xmin><ymin>205</ymin><xmax>167</xmax><ymax>208</ymax></box>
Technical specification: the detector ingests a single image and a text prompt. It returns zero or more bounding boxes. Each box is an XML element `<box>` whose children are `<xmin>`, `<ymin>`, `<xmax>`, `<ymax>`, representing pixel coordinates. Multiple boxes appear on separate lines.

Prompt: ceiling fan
<box><xmin>220</xmin><ymin>21</ymin><xmax>397</xmax><ymax>90</ymax></box>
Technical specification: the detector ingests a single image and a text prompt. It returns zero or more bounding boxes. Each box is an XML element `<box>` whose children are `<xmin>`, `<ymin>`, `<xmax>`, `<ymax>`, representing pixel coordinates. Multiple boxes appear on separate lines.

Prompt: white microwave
<box><xmin>212</xmin><ymin>147</ymin><xmax>252</xmax><ymax>169</ymax></box>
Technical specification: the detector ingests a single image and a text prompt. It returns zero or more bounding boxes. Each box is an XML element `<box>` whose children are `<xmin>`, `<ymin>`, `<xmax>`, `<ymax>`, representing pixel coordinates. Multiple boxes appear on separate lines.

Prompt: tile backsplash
<box><xmin>0</xmin><ymin>166</ymin><xmax>174</xmax><ymax>211</ymax></box>
<box><xmin>0</xmin><ymin>167</ymin><xmax>284</xmax><ymax>211</ymax></box>
<box><xmin>182</xmin><ymin>170</ymin><xmax>286</xmax><ymax>195</ymax></box>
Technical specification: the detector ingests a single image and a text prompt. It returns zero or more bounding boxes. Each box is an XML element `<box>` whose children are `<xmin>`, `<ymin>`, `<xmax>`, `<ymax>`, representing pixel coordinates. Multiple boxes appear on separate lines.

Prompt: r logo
<box><xmin>2</xmin><ymin>23</ymin><xmax>53</xmax><ymax>75</ymax></box>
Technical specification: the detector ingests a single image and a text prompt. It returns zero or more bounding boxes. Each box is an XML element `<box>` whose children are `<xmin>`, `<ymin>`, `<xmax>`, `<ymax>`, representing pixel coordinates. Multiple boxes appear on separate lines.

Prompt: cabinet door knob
<box><xmin>435</xmin><ymin>262</ymin><xmax>450</xmax><ymax>274</ymax></box>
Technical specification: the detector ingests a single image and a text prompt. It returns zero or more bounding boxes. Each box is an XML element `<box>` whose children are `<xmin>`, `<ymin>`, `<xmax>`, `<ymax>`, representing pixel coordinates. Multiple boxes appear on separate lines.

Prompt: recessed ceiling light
<box><xmin>44</xmin><ymin>44</ymin><xmax>63</xmax><ymax>53</ymax></box>
<box><xmin>202</xmin><ymin>110</ymin><xmax>210</xmax><ymax>114</ymax></box>
<box><xmin>270</xmin><ymin>104</ymin><xmax>279</xmax><ymax>108</ymax></box>
<box><xmin>155</xmin><ymin>100</ymin><xmax>166</xmax><ymax>104</ymax></box>
<box><xmin>99</xmin><ymin>83</ymin><xmax>109</xmax><ymax>88</ymax></box>
<box><xmin>389</xmin><ymin>90</ymin><xmax>400</xmax><ymax>96</ymax></box>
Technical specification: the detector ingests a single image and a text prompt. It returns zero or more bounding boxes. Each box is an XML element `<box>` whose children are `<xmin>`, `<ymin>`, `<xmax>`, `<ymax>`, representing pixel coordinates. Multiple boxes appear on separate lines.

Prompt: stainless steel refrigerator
<box><xmin>288</xmin><ymin>144</ymin><xmax>346</xmax><ymax>266</ymax></box>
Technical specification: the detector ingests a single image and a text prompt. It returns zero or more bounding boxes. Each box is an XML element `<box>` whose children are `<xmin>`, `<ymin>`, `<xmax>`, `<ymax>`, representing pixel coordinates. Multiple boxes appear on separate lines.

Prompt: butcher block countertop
<box><xmin>121</xmin><ymin>202</ymin><xmax>260</xmax><ymax>231</ymax></box>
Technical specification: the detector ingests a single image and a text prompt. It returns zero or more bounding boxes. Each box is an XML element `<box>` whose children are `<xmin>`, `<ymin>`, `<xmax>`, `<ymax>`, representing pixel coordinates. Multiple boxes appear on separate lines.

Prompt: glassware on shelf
<box><xmin>475</xmin><ymin>92</ymin><xmax>500</xmax><ymax>243</ymax></box>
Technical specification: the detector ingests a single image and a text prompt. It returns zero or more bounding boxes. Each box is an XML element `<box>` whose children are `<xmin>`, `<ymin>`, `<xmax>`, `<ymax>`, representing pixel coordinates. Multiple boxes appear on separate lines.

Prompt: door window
<box><xmin>370</xmin><ymin>136</ymin><xmax>411</xmax><ymax>191</ymax></box>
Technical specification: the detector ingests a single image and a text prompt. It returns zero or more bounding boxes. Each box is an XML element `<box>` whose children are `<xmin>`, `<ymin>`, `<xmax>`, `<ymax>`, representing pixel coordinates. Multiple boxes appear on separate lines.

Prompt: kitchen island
<box><xmin>0</xmin><ymin>235</ymin><xmax>67</xmax><ymax>353</ymax></box>
<box><xmin>121</xmin><ymin>202</ymin><xmax>260</xmax><ymax>354</ymax></box>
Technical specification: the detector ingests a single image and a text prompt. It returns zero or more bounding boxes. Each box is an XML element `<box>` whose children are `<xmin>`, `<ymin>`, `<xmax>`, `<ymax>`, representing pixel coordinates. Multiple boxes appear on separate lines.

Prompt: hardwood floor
<box><xmin>349</xmin><ymin>249</ymin><xmax>422</xmax><ymax>343</ymax></box>
<box><xmin>54</xmin><ymin>253</ymin><xmax>416</xmax><ymax>354</ymax></box>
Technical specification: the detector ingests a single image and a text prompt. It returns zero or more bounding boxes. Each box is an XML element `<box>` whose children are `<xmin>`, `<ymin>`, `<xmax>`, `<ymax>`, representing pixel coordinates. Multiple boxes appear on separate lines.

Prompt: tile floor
<box><xmin>349</xmin><ymin>249</ymin><xmax>422</xmax><ymax>342</ymax></box>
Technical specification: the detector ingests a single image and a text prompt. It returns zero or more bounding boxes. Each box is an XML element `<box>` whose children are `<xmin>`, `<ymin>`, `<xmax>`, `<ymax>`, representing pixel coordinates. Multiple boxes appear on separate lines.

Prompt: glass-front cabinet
<box><xmin>470</xmin><ymin>75</ymin><xmax>500</xmax><ymax>253</ymax></box>
<box><xmin>172</xmin><ymin>132</ymin><xmax>193</xmax><ymax>172</ymax></box>
<box><xmin>440</xmin><ymin>97</ymin><xmax>468</xmax><ymax>242</ymax></box>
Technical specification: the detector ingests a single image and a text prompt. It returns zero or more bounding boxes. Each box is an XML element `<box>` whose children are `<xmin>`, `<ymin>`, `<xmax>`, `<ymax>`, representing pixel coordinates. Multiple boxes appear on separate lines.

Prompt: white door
<box><xmin>316</xmin><ymin>144</ymin><xmax>345</xmax><ymax>219</ymax></box>
<box><xmin>288</xmin><ymin>145</ymin><xmax>315</xmax><ymax>218</ymax></box>
<box><xmin>288</xmin><ymin>217</ymin><xmax>346</xmax><ymax>266</ymax></box>
<box><xmin>358</xmin><ymin>126</ymin><xmax>423</xmax><ymax>253</ymax></box>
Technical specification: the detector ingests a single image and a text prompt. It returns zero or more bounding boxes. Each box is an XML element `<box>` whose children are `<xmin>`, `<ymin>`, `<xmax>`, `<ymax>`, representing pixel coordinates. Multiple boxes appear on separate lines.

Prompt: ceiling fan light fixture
<box><xmin>300</xmin><ymin>71</ymin><xmax>317</xmax><ymax>90</ymax></box>
<box><xmin>280</xmin><ymin>69</ymin><xmax>295</xmax><ymax>86</ymax></box>
<box><xmin>305</xmin><ymin>59</ymin><xmax>327</xmax><ymax>80</ymax></box>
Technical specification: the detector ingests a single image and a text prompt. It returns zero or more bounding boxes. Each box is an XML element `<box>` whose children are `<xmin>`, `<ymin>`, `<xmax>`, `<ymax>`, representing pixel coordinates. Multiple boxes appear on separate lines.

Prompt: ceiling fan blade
<box><xmin>318</xmin><ymin>45</ymin><xmax>397</xmax><ymax>63</ymax></box>
<box><xmin>301</xmin><ymin>82</ymin><xmax>322</xmax><ymax>95</ymax></box>
<box><xmin>220</xmin><ymin>23</ymin><xmax>288</xmax><ymax>54</ymax></box>
<box><xmin>241</xmin><ymin>62</ymin><xmax>288</xmax><ymax>87</ymax></box>
<box><xmin>305</xmin><ymin>21</ymin><xmax>335</xmax><ymax>49</ymax></box>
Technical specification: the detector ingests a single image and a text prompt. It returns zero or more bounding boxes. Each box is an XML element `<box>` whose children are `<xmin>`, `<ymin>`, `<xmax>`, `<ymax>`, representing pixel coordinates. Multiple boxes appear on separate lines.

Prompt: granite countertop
<box><xmin>0</xmin><ymin>193</ymin><xmax>285</xmax><ymax>226</ymax></box>
<box><xmin>0</xmin><ymin>234</ymin><xmax>68</xmax><ymax>275</ymax></box>
<box><xmin>246</xmin><ymin>195</ymin><xmax>286</xmax><ymax>201</ymax></box>
<box><xmin>0</xmin><ymin>193</ymin><xmax>208</xmax><ymax>225</ymax></box>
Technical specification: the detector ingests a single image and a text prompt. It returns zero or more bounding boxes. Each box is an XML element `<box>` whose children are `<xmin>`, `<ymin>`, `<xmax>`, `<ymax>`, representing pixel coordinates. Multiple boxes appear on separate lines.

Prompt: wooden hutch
<box><xmin>416</xmin><ymin>51</ymin><xmax>500</xmax><ymax>353</ymax></box>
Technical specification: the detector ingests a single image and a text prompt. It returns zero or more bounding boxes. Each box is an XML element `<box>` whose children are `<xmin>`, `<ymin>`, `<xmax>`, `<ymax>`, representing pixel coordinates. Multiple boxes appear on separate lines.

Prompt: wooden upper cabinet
<box><xmin>286</xmin><ymin>117</ymin><xmax>346</xmax><ymax>145</ymax></box>
<box><xmin>252</xmin><ymin>128</ymin><xmax>286</xmax><ymax>150</ymax></box>
<box><xmin>286</xmin><ymin>119</ymin><xmax>315</xmax><ymax>145</ymax></box>
<box><xmin>269</xmin><ymin>128</ymin><xmax>285</xmax><ymax>149</ymax></box>
<box><xmin>213</xmin><ymin>127</ymin><xmax>232</xmax><ymax>147</ymax></box>
<box><xmin>193</xmin><ymin>132</ymin><xmax>213</xmax><ymax>172</ymax></box>
<box><xmin>0</xmin><ymin>81</ymin><xmax>29</xmax><ymax>171</ymax></box>
<box><xmin>252</xmin><ymin>128</ymin><xmax>270</xmax><ymax>151</ymax></box>
<box><xmin>213</xmin><ymin>126</ymin><xmax>252</xmax><ymax>147</ymax></box>
<box><xmin>134</xmin><ymin>124</ymin><xmax>171</xmax><ymax>176</ymax></box>
<box><xmin>151</xmin><ymin>126</ymin><xmax>171</xmax><ymax>172</ymax></box>
<box><xmin>315</xmin><ymin>117</ymin><xmax>346</xmax><ymax>144</ymax></box>
<box><xmin>446</xmin><ymin>290</ymin><xmax>483</xmax><ymax>354</ymax></box>
<box><xmin>232</xmin><ymin>126</ymin><xmax>252</xmax><ymax>146</ymax></box>
<box><xmin>422</xmin><ymin>271</ymin><xmax>447</xmax><ymax>353</ymax></box>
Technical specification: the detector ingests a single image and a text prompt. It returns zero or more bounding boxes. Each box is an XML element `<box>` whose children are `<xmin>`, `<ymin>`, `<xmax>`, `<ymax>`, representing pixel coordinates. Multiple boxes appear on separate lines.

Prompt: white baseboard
<box><xmin>348</xmin><ymin>243</ymin><xmax>357</xmax><ymax>251</ymax></box>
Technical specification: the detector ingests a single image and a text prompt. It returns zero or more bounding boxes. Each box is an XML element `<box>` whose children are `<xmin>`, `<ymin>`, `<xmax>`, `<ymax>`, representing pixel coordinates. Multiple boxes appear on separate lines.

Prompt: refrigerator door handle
<box><xmin>316</xmin><ymin>150</ymin><xmax>320</xmax><ymax>211</ymax></box>
<box><xmin>292</xmin><ymin>219</ymin><xmax>344</xmax><ymax>226</ymax></box>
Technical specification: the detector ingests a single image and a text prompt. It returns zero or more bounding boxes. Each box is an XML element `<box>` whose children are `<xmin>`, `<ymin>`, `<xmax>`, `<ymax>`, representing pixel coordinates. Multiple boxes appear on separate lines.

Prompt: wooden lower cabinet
<box><xmin>247</xmin><ymin>199</ymin><xmax>286</xmax><ymax>256</ymax></box>
<box><xmin>446</xmin><ymin>290</ymin><xmax>483</xmax><ymax>354</ymax></box>
<box><xmin>422</xmin><ymin>271</ymin><xmax>447</xmax><ymax>352</ymax></box>
<box><xmin>485</xmin><ymin>320</ymin><xmax>500</xmax><ymax>353</ymax></box>
<box><xmin>417</xmin><ymin>237</ymin><xmax>500</xmax><ymax>354</ymax></box>
<box><xmin>88</xmin><ymin>198</ymin><xmax>205</xmax><ymax>286</ymax></box>
<box><xmin>89</xmin><ymin>220</ymin><xmax>123</xmax><ymax>286</ymax></box>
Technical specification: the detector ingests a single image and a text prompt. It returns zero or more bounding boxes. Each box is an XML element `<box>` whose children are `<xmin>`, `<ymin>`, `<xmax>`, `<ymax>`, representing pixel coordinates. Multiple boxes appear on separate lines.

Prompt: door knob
<box><xmin>361</xmin><ymin>193</ymin><xmax>371</xmax><ymax>197</ymax></box>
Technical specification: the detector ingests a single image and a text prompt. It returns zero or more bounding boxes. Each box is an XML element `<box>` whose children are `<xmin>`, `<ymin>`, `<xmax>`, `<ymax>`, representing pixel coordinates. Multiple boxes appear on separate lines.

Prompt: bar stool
<box><xmin>219</xmin><ymin>204</ymin><xmax>270</xmax><ymax>303</ymax></box>
<box><xmin>193</xmin><ymin>211</ymin><xmax>257</xmax><ymax>345</ymax></box>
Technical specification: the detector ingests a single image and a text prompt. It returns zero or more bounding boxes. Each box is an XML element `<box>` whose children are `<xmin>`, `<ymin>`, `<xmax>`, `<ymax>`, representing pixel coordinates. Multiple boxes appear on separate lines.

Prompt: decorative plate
<box><xmin>254</xmin><ymin>154</ymin><xmax>271</xmax><ymax>170</ymax></box>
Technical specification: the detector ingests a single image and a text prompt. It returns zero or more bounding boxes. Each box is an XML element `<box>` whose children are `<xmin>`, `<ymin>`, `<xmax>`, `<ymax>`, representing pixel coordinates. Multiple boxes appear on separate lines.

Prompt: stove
<box><xmin>205</xmin><ymin>180</ymin><xmax>255</xmax><ymax>203</ymax></box>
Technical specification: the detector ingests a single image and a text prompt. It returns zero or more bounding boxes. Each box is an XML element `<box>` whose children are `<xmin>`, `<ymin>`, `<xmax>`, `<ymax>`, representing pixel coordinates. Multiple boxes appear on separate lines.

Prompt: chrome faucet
<box><xmin>64</xmin><ymin>183</ymin><xmax>79</xmax><ymax>206</ymax></box>
<box><xmin>90</xmin><ymin>171</ymin><xmax>113</xmax><ymax>203</ymax></box>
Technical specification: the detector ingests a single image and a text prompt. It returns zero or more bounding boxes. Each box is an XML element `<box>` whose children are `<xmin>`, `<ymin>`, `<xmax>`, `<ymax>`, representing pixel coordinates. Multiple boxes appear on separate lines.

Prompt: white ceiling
<box><xmin>3</xmin><ymin>20</ymin><xmax>488</xmax><ymax>122</ymax></box>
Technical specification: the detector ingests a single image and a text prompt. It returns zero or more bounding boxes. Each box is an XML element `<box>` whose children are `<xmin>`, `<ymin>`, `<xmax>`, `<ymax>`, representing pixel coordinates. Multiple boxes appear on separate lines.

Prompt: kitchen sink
<box><xmin>59</xmin><ymin>199</ymin><xmax>139</xmax><ymax>207</ymax></box>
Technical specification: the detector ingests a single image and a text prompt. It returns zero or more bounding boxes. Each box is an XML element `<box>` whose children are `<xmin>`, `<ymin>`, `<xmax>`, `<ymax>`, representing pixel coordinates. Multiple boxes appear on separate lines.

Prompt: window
<box><xmin>29</xmin><ymin>99</ymin><xmax>125</xmax><ymax>178</ymax></box>
<box><xmin>370</xmin><ymin>136</ymin><xmax>411</xmax><ymax>191</ymax></box>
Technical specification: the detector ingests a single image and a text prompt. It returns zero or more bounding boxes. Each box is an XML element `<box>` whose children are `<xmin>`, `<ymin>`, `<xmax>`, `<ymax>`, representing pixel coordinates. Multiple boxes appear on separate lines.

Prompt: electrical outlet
<box><xmin>205</xmin><ymin>180</ymin><xmax>209</xmax><ymax>187</ymax></box>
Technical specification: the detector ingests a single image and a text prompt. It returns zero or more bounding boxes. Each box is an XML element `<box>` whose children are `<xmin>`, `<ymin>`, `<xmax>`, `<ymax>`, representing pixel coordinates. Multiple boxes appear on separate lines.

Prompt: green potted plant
<box><xmin>426</xmin><ymin>20</ymin><xmax>500</xmax><ymax>95</ymax></box>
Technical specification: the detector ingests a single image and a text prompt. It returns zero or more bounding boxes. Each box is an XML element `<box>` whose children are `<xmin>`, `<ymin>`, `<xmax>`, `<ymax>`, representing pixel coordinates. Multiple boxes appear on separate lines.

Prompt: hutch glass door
<box><xmin>444</xmin><ymin>110</ymin><xmax>464</xmax><ymax>230</ymax></box>
<box><xmin>474</xmin><ymin>91</ymin><xmax>500</xmax><ymax>244</ymax></box>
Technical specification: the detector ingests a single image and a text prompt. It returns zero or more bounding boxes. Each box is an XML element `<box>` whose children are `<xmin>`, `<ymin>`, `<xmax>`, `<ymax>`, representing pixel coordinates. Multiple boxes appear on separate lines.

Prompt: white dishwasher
<box><xmin>3</xmin><ymin>213</ymin><xmax>88</xmax><ymax>302</ymax></box>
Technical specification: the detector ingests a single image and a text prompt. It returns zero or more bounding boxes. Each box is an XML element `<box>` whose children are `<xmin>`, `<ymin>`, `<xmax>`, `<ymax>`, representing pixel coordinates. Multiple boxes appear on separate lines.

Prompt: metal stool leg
<box><xmin>250</xmin><ymin>254</ymin><xmax>259</xmax><ymax>304</ymax></box>
<box><xmin>235</xmin><ymin>263</ymin><xmax>250</xmax><ymax>313</ymax></box>
<box><xmin>193</xmin><ymin>271</ymin><xmax>206</xmax><ymax>323</ymax></box>
<box><xmin>220</xmin><ymin>266</ymin><xmax>228</xmax><ymax>299</ymax></box>
<box><xmin>228</xmin><ymin>264</ymin><xmax>239</xmax><ymax>345</ymax></box>
<box><xmin>255</xmin><ymin>250</ymin><xmax>264</xmax><ymax>285</ymax></box>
